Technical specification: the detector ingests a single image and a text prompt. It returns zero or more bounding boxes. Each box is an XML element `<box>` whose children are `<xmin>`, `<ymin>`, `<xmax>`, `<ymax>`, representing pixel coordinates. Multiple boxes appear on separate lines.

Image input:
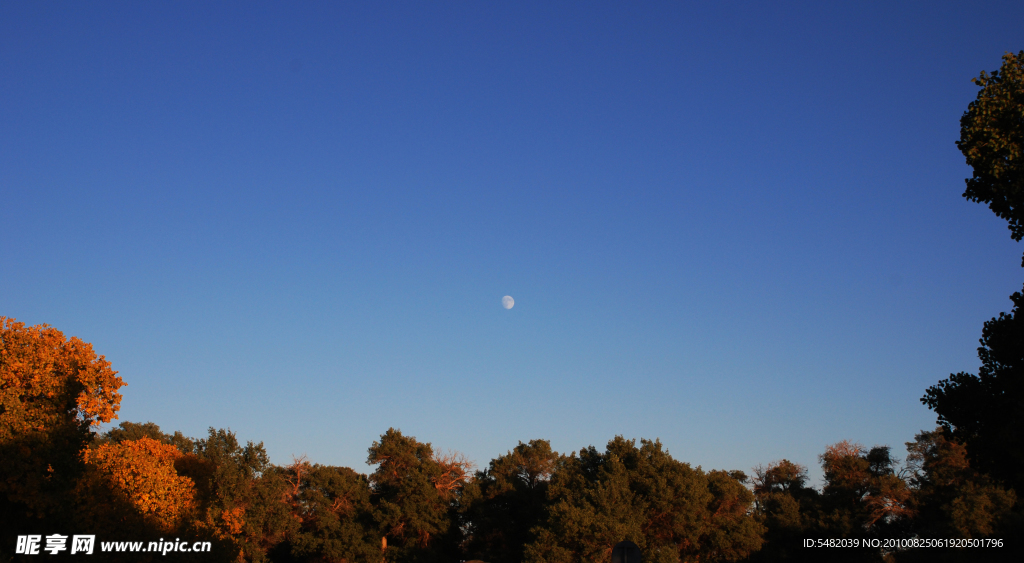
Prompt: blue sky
<box><xmin>2</xmin><ymin>1</ymin><xmax>1022</xmax><ymax>482</ymax></box>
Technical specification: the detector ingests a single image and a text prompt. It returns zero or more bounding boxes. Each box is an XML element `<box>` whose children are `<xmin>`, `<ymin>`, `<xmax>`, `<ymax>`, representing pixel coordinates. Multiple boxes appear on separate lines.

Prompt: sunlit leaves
<box><xmin>958</xmin><ymin>51</ymin><xmax>1024</xmax><ymax>249</ymax></box>
<box><xmin>78</xmin><ymin>437</ymin><xmax>195</xmax><ymax>533</ymax></box>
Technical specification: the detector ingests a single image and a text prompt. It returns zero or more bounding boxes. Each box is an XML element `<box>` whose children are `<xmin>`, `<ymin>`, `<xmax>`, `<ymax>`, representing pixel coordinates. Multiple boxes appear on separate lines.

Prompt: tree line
<box><xmin>3</xmin><ymin>51</ymin><xmax>1023</xmax><ymax>562</ymax></box>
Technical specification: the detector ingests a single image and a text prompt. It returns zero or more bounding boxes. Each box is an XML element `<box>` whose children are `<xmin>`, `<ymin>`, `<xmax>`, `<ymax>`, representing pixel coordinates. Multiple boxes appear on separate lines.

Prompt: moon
<box><xmin>502</xmin><ymin>295</ymin><xmax>514</xmax><ymax>309</ymax></box>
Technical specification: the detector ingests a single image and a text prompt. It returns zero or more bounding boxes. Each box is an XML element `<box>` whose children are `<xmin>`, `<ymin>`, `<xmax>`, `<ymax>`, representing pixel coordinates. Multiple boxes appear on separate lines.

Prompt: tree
<box><xmin>462</xmin><ymin>439</ymin><xmax>559</xmax><ymax>563</ymax></box>
<box><xmin>281</xmin><ymin>461</ymin><xmax>381</xmax><ymax>563</ymax></box>
<box><xmin>181</xmin><ymin>427</ymin><xmax>296</xmax><ymax>563</ymax></box>
<box><xmin>0</xmin><ymin>317</ymin><xmax>124</xmax><ymax>530</ymax></box>
<box><xmin>367</xmin><ymin>428</ymin><xmax>468</xmax><ymax>563</ymax></box>
<box><xmin>747</xmin><ymin>460</ymin><xmax>821</xmax><ymax>563</ymax></box>
<box><xmin>99</xmin><ymin>420</ymin><xmax>196</xmax><ymax>454</ymax></box>
<box><xmin>922</xmin><ymin>289</ymin><xmax>1024</xmax><ymax>493</ymax></box>
<box><xmin>523</xmin><ymin>437</ymin><xmax>763</xmax><ymax>563</ymax></box>
<box><xmin>789</xmin><ymin>441</ymin><xmax>914</xmax><ymax>562</ymax></box>
<box><xmin>76</xmin><ymin>436</ymin><xmax>196</xmax><ymax>536</ymax></box>
<box><xmin>817</xmin><ymin>441</ymin><xmax>912</xmax><ymax>534</ymax></box>
<box><xmin>702</xmin><ymin>470</ymin><xmax>766</xmax><ymax>562</ymax></box>
<box><xmin>903</xmin><ymin>429</ymin><xmax>1016</xmax><ymax>541</ymax></box>
<box><xmin>956</xmin><ymin>51</ymin><xmax>1024</xmax><ymax>259</ymax></box>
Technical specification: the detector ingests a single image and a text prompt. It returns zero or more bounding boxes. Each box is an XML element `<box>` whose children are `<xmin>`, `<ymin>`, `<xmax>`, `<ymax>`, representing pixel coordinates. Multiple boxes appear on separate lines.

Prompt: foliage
<box><xmin>747</xmin><ymin>443</ymin><xmax>915</xmax><ymax>563</ymax></box>
<box><xmin>7</xmin><ymin>317</ymin><xmax>1023</xmax><ymax>562</ymax></box>
<box><xmin>817</xmin><ymin>441</ymin><xmax>913</xmax><ymax>539</ymax></box>
<box><xmin>76</xmin><ymin>436</ymin><xmax>196</xmax><ymax>534</ymax></box>
<box><xmin>922</xmin><ymin>288</ymin><xmax>1024</xmax><ymax>493</ymax></box>
<box><xmin>367</xmin><ymin>428</ymin><xmax>468</xmax><ymax>563</ymax></box>
<box><xmin>184</xmin><ymin>428</ymin><xmax>297</xmax><ymax>563</ymax></box>
<box><xmin>279</xmin><ymin>461</ymin><xmax>381</xmax><ymax>563</ymax></box>
<box><xmin>904</xmin><ymin>429</ymin><xmax>1016</xmax><ymax>539</ymax></box>
<box><xmin>0</xmin><ymin>317</ymin><xmax>124</xmax><ymax>528</ymax></box>
<box><xmin>957</xmin><ymin>51</ymin><xmax>1024</xmax><ymax>255</ymax></box>
<box><xmin>99</xmin><ymin>420</ymin><xmax>196</xmax><ymax>453</ymax></box>
<box><xmin>462</xmin><ymin>439</ymin><xmax>559</xmax><ymax>563</ymax></box>
<box><xmin>747</xmin><ymin>460</ymin><xmax>820</xmax><ymax>563</ymax></box>
<box><xmin>523</xmin><ymin>436</ymin><xmax>763</xmax><ymax>563</ymax></box>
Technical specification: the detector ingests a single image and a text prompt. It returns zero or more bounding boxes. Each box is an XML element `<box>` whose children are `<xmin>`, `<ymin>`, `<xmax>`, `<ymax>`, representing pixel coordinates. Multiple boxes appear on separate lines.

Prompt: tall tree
<box><xmin>0</xmin><ymin>317</ymin><xmax>124</xmax><ymax>535</ymax></box>
<box><xmin>280</xmin><ymin>461</ymin><xmax>380</xmax><ymax>563</ymax></box>
<box><xmin>747</xmin><ymin>460</ymin><xmax>821</xmax><ymax>563</ymax></box>
<box><xmin>922</xmin><ymin>289</ymin><xmax>1024</xmax><ymax>493</ymax></box>
<box><xmin>917</xmin><ymin>51</ymin><xmax>1024</xmax><ymax>559</ymax></box>
<box><xmin>523</xmin><ymin>437</ymin><xmax>763</xmax><ymax>563</ymax></box>
<box><xmin>367</xmin><ymin>428</ymin><xmax>467</xmax><ymax>563</ymax></box>
<box><xmin>462</xmin><ymin>439</ymin><xmax>559</xmax><ymax>563</ymax></box>
<box><xmin>903</xmin><ymin>429</ymin><xmax>1016</xmax><ymax>541</ymax></box>
<box><xmin>956</xmin><ymin>51</ymin><xmax>1024</xmax><ymax>260</ymax></box>
<box><xmin>180</xmin><ymin>427</ymin><xmax>296</xmax><ymax>563</ymax></box>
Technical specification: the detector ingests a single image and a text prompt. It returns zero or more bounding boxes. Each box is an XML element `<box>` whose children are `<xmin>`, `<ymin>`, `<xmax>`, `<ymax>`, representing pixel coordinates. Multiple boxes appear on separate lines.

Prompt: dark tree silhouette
<box><xmin>923</xmin><ymin>290</ymin><xmax>1024</xmax><ymax>493</ymax></box>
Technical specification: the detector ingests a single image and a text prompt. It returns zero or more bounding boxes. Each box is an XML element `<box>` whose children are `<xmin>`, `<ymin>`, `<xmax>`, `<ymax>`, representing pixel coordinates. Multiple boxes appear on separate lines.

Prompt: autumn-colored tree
<box><xmin>462</xmin><ymin>440</ymin><xmax>559</xmax><ymax>563</ymax></box>
<box><xmin>76</xmin><ymin>436</ymin><xmax>196</xmax><ymax>535</ymax></box>
<box><xmin>808</xmin><ymin>441</ymin><xmax>914</xmax><ymax>562</ymax></box>
<box><xmin>892</xmin><ymin>429</ymin><xmax>1018</xmax><ymax>563</ymax></box>
<box><xmin>524</xmin><ymin>437</ymin><xmax>763</xmax><ymax>563</ymax></box>
<box><xmin>0</xmin><ymin>317</ymin><xmax>124</xmax><ymax>535</ymax></box>
<box><xmin>821</xmin><ymin>442</ymin><xmax>913</xmax><ymax>531</ymax></box>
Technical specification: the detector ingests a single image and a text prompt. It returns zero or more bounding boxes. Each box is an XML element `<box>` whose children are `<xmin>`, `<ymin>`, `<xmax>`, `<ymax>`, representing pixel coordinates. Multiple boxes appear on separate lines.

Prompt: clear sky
<box><xmin>2</xmin><ymin>1</ymin><xmax>1023</xmax><ymax>483</ymax></box>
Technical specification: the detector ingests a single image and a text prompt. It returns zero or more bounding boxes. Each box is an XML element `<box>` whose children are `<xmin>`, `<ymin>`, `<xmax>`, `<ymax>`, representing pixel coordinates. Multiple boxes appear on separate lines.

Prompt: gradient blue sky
<box><xmin>2</xmin><ymin>1</ymin><xmax>1023</xmax><ymax>482</ymax></box>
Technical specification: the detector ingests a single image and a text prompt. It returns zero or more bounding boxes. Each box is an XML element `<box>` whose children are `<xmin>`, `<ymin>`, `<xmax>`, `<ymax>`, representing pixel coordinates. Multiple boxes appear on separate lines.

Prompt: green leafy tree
<box><xmin>98</xmin><ymin>420</ymin><xmax>196</xmax><ymax>453</ymax></box>
<box><xmin>956</xmin><ymin>51</ymin><xmax>1024</xmax><ymax>259</ymax></box>
<box><xmin>180</xmin><ymin>427</ymin><xmax>297</xmax><ymax>563</ymax></box>
<box><xmin>279</xmin><ymin>460</ymin><xmax>381</xmax><ymax>563</ymax></box>
<box><xmin>462</xmin><ymin>439</ymin><xmax>559</xmax><ymax>563</ymax></box>
<box><xmin>524</xmin><ymin>437</ymin><xmax>763</xmax><ymax>563</ymax></box>
<box><xmin>367</xmin><ymin>428</ymin><xmax>466</xmax><ymax>563</ymax></box>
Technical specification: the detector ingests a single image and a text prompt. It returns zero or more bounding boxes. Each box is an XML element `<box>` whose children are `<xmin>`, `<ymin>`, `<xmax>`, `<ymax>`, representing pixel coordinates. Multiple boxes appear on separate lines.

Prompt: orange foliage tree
<box><xmin>77</xmin><ymin>437</ymin><xmax>196</xmax><ymax>534</ymax></box>
<box><xmin>0</xmin><ymin>317</ymin><xmax>125</xmax><ymax>520</ymax></box>
<box><xmin>819</xmin><ymin>440</ymin><xmax>913</xmax><ymax>533</ymax></box>
<box><xmin>432</xmin><ymin>449</ymin><xmax>474</xmax><ymax>501</ymax></box>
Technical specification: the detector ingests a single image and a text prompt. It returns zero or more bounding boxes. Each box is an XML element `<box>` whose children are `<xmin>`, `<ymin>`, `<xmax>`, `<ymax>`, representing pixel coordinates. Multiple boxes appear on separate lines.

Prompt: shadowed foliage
<box><xmin>957</xmin><ymin>51</ymin><xmax>1024</xmax><ymax>257</ymax></box>
<box><xmin>1</xmin><ymin>317</ymin><xmax>124</xmax><ymax>545</ymax></box>
<box><xmin>462</xmin><ymin>439</ymin><xmax>559</xmax><ymax>563</ymax></box>
<box><xmin>523</xmin><ymin>437</ymin><xmax>763</xmax><ymax>563</ymax></box>
<box><xmin>923</xmin><ymin>289</ymin><xmax>1024</xmax><ymax>494</ymax></box>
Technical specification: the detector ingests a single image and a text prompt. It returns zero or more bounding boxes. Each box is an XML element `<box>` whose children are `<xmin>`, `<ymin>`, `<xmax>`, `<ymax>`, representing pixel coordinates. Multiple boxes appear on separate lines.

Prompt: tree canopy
<box><xmin>523</xmin><ymin>437</ymin><xmax>763</xmax><ymax>563</ymax></box>
<box><xmin>1</xmin><ymin>317</ymin><xmax>124</xmax><ymax>523</ymax></box>
<box><xmin>957</xmin><ymin>51</ymin><xmax>1024</xmax><ymax>257</ymax></box>
<box><xmin>922</xmin><ymin>288</ymin><xmax>1024</xmax><ymax>493</ymax></box>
